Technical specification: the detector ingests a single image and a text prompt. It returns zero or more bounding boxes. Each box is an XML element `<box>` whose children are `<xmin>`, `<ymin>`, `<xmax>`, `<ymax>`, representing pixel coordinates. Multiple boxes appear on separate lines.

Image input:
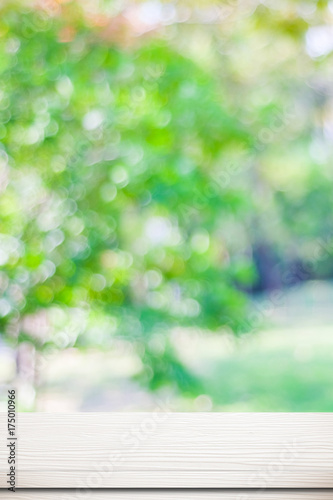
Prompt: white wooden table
<box><xmin>0</xmin><ymin>491</ymin><xmax>331</xmax><ymax>499</ymax></box>
<box><xmin>0</xmin><ymin>413</ymin><xmax>332</xmax><ymax>498</ymax></box>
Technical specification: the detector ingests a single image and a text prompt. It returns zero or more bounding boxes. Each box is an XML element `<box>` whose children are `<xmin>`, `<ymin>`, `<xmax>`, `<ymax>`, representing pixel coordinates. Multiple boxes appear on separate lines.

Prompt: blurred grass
<box><xmin>199</xmin><ymin>326</ymin><xmax>333</xmax><ymax>412</ymax></box>
<box><xmin>185</xmin><ymin>281</ymin><xmax>333</xmax><ymax>411</ymax></box>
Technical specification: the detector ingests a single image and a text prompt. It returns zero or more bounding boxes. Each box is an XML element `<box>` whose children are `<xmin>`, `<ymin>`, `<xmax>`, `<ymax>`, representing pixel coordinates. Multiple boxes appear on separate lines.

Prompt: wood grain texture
<box><xmin>0</xmin><ymin>491</ymin><xmax>332</xmax><ymax>500</ymax></box>
<box><xmin>0</xmin><ymin>413</ymin><xmax>332</xmax><ymax>488</ymax></box>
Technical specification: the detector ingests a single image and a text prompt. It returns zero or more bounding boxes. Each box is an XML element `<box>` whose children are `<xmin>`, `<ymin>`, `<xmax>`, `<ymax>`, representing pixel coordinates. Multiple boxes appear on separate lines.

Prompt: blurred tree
<box><xmin>0</xmin><ymin>1</ymin><xmax>255</xmax><ymax>395</ymax></box>
<box><xmin>0</xmin><ymin>0</ymin><xmax>333</xmax><ymax>400</ymax></box>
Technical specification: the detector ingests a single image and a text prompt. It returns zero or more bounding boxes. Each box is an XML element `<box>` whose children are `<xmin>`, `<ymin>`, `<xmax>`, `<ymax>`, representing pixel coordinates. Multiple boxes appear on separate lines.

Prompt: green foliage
<box><xmin>0</xmin><ymin>3</ymin><xmax>253</xmax><ymax>393</ymax></box>
<box><xmin>0</xmin><ymin>0</ymin><xmax>333</xmax><ymax>394</ymax></box>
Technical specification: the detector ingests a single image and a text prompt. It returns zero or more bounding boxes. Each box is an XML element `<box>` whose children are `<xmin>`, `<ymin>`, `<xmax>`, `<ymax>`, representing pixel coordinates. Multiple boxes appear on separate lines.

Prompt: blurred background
<box><xmin>0</xmin><ymin>0</ymin><xmax>333</xmax><ymax>412</ymax></box>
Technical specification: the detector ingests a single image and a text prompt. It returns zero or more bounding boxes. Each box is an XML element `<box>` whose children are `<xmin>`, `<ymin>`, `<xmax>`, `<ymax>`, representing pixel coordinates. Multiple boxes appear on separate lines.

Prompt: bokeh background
<box><xmin>0</xmin><ymin>0</ymin><xmax>333</xmax><ymax>412</ymax></box>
